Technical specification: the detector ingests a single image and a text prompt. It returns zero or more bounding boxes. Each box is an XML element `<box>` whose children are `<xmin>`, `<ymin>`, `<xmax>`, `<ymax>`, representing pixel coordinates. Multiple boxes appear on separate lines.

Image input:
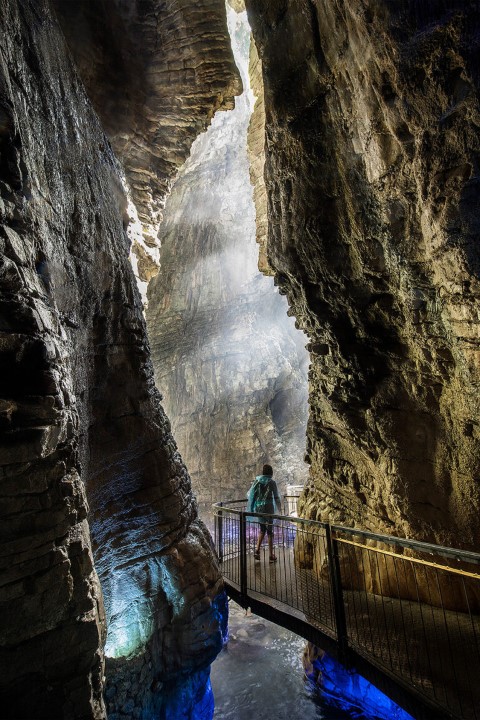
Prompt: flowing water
<box><xmin>211</xmin><ymin>601</ymin><xmax>363</xmax><ymax>720</ymax></box>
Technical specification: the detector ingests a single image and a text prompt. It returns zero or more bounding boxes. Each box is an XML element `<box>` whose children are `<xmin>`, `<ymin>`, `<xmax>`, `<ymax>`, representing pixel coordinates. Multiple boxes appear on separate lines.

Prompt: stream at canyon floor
<box><xmin>211</xmin><ymin>601</ymin><xmax>364</xmax><ymax>720</ymax></box>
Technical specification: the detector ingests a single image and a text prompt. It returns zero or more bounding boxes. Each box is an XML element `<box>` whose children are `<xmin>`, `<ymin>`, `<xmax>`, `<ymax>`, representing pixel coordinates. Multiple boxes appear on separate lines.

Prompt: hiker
<box><xmin>247</xmin><ymin>464</ymin><xmax>281</xmax><ymax>563</ymax></box>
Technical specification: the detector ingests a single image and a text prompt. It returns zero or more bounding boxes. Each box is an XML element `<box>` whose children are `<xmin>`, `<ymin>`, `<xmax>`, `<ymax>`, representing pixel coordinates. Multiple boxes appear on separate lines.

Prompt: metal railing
<box><xmin>213</xmin><ymin>500</ymin><xmax>480</xmax><ymax>720</ymax></box>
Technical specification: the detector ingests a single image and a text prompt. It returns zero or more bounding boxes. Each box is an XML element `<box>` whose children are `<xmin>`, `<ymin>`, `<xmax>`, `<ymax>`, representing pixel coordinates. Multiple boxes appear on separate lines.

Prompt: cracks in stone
<box><xmin>306</xmin><ymin>0</ymin><xmax>326</xmax><ymax>73</ymax></box>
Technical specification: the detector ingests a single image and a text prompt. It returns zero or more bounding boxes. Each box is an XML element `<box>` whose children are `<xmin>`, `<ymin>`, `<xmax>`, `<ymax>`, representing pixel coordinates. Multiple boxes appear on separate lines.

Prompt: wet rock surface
<box><xmin>53</xmin><ymin>0</ymin><xmax>242</xmax><ymax>284</ymax></box>
<box><xmin>146</xmin><ymin>9</ymin><xmax>309</xmax><ymax>507</ymax></box>
<box><xmin>1</xmin><ymin>0</ymin><xmax>237</xmax><ymax>716</ymax></box>
<box><xmin>245</xmin><ymin>0</ymin><xmax>480</xmax><ymax>548</ymax></box>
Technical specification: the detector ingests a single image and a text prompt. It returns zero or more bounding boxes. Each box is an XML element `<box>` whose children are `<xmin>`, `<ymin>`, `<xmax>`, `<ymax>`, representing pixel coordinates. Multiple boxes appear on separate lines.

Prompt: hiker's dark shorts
<box><xmin>259</xmin><ymin>519</ymin><xmax>274</xmax><ymax>536</ymax></box>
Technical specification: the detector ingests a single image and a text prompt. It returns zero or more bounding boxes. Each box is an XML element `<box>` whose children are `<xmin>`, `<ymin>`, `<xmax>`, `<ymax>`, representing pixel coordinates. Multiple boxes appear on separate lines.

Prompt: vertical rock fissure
<box><xmin>146</xmin><ymin>5</ymin><xmax>310</xmax><ymax>516</ymax></box>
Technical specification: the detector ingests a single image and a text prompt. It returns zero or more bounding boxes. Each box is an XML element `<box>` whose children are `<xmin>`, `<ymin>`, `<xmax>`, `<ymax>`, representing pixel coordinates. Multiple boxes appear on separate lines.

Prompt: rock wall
<box><xmin>146</xmin><ymin>8</ymin><xmax>309</xmax><ymax>511</ymax></box>
<box><xmin>247</xmin><ymin>36</ymin><xmax>269</xmax><ymax>275</ymax></box>
<box><xmin>245</xmin><ymin>0</ymin><xmax>480</xmax><ymax>549</ymax></box>
<box><xmin>0</xmin><ymin>0</ymin><xmax>237</xmax><ymax>716</ymax></box>
<box><xmin>53</xmin><ymin>0</ymin><xmax>242</xmax><ymax>296</ymax></box>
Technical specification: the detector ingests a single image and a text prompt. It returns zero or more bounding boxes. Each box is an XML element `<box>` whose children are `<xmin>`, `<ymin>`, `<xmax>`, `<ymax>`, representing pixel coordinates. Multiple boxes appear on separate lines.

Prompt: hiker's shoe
<box><xmin>269</xmin><ymin>555</ymin><xmax>277</xmax><ymax>564</ymax></box>
<box><xmin>254</xmin><ymin>552</ymin><xmax>260</xmax><ymax>561</ymax></box>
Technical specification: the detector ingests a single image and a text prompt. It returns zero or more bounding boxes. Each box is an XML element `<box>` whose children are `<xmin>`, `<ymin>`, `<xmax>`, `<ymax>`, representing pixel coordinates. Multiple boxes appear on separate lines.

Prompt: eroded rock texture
<box><xmin>146</xmin><ymin>9</ymin><xmax>308</xmax><ymax>510</ymax></box>
<box><xmin>246</xmin><ymin>0</ymin><xmax>480</xmax><ymax>548</ymax></box>
<box><xmin>53</xmin><ymin>0</ymin><xmax>242</xmax><ymax>293</ymax></box>
<box><xmin>1</xmin><ymin>0</ymin><xmax>235</xmax><ymax>716</ymax></box>
<box><xmin>247</xmin><ymin>36</ymin><xmax>269</xmax><ymax>275</ymax></box>
<box><xmin>0</xmin><ymin>2</ymin><xmax>109</xmax><ymax>715</ymax></box>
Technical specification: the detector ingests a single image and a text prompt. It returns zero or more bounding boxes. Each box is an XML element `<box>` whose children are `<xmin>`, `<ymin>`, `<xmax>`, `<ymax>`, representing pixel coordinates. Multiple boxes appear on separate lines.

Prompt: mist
<box><xmin>146</xmin><ymin>7</ymin><xmax>310</xmax><ymax>509</ymax></box>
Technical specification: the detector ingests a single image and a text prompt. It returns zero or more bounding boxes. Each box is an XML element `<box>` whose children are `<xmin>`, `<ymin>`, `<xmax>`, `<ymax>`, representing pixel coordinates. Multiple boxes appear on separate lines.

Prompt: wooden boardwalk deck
<box><xmin>222</xmin><ymin>544</ymin><xmax>480</xmax><ymax>720</ymax></box>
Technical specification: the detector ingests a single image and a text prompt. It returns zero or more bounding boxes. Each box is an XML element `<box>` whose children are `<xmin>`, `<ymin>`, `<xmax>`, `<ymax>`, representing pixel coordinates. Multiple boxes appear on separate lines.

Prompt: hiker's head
<box><xmin>262</xmin><ymin>464</ymin><xmax>273</xmax><ymax>476</ymax></box>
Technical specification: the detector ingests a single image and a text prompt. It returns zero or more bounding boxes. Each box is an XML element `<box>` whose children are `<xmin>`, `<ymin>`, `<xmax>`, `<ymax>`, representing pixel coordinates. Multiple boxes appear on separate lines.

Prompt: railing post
<box><xmin>239</xmin><ymin>511</ymin><xmax>247</xmax><ymax>606</ymax></box>
<box><xmin>325</xmin><ymin>524</ymin><xmax>349</xmax><ymax>664</ymax></box>
<box><xmin>217</xmin><ymin>502</ymin><xmax>224</xmax><ymax>563</ymax></box>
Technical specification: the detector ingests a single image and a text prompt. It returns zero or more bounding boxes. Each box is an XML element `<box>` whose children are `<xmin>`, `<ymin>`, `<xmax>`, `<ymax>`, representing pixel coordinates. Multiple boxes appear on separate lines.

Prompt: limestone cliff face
<box><xmin>53</xmin><ymin>0</ymin><xmax>242</xmax><ymax>295</ymax></box>
<box><xmin>0</xmin><ymin>0</ymin><xmax>235</xmax><ymax>717</ymax></box>
<box><xmin>146</xmin><ymin>9</ymin><xmax>309</xmax><ymax>509</ymax></box>
<box><xmin>246</xmin><ymin>0</ymin><xmax>480</xmax><ymax>549</ymax></box>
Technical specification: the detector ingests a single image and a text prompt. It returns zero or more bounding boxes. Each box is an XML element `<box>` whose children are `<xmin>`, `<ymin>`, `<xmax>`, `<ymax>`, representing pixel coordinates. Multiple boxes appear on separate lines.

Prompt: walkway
<box><xmin>213</xmin><ymin>501</ymin><xmax>480</xmax><ymax>720</ymax></box>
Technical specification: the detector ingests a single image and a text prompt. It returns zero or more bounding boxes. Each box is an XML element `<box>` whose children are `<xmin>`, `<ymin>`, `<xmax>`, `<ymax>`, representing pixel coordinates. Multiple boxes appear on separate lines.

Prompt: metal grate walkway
<box><xmin>214</xmin><ymin>501</ymin><xmax>480</xmax><ymax>720</ymax></box>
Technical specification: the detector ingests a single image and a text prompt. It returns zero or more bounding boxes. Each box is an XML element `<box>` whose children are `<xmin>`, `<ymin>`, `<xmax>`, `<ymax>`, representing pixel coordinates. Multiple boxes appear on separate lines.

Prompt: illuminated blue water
<box><xmin>210</xmin><ymin>601</ymin><xmax>350</xmax><ymax>720</ymax></box>
<box><xmin>210</xmin><ymin>601</ymin><xmax>413</xmax><ymax>720</ymax></box>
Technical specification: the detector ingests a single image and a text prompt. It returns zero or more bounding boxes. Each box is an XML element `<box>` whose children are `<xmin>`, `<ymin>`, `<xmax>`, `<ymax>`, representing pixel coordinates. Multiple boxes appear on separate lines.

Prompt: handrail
<box><xmin>333</xmin><ymin>524</ymin><xmax>480</xmax><ymax>566</ymax></box>
<box><xmin>336</xmin><ymin>537</ymin><xmax>480</xmax><ymax>580</ymax></box>
<box><xmin>213</xmin><ymin>499</ymin><xmax>480</xmax><ymax>720</ymax></box>
<box><xmin>212</xmin><ymin>500</ymin><xmax>330</xmax><ymax>528</ymax></box>
<box><xmin>213</xmin><ymin>500</ymin><xmax>480</xmax><ymax>567</ymax></box>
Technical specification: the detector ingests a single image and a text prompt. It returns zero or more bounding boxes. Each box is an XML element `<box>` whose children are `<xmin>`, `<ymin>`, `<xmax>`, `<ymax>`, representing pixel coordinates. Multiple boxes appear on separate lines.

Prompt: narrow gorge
<box><xmin>1</xmin><ymin>1</ymin><xmax>479</xmax><ymax>719</ymax></box>
<box><xmin>146</xmin><ymin>7</ymin><xmax>309</xmax><ymax>513</ymax></box>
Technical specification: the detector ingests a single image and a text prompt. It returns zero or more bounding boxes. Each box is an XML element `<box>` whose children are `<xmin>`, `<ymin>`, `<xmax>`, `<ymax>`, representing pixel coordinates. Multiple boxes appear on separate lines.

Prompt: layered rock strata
<box><xmin>146</xmin><ymin>8</ymin><xmax>309</xmax><ymax>511</ymax></box>
<box><xmin>245</xmin><ymin>0</ymin><xmax>480</xmax><ymax>549</ymax></box>
<box><xmin>0</xmin><ymin>0</ymin><xmax>236</xmax><ymax>716</ymax></box>
<box><xmin>53</xmin><ymin>0</ymin><xmax>242</xmax><ymax>294</ymax></box>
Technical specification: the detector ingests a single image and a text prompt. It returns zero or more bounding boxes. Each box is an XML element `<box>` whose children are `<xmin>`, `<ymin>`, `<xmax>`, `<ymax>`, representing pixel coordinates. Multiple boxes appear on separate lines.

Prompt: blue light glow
<box><xmin>104</xmin><ymin>554</ymin><xmax>192</xmax><ymax>659</ymax></box>
<box><xmin>160</xmin><ymin>669</ymin><xmax>214</xmax><ymax>720</ymax></box>
<box><xmin>307</xmin><ymin>653</ymin><xmax>415</xmax><ymax>720</ymax></box>
<box><xmin>103</xmin><ymin>569</ymin><xmax>155</xmax><ymax>658</ymax></box>
<box><xmin>212</xmin><ymin>590</ymin><xmax>229</xmax><ymax>646</ymax></box>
